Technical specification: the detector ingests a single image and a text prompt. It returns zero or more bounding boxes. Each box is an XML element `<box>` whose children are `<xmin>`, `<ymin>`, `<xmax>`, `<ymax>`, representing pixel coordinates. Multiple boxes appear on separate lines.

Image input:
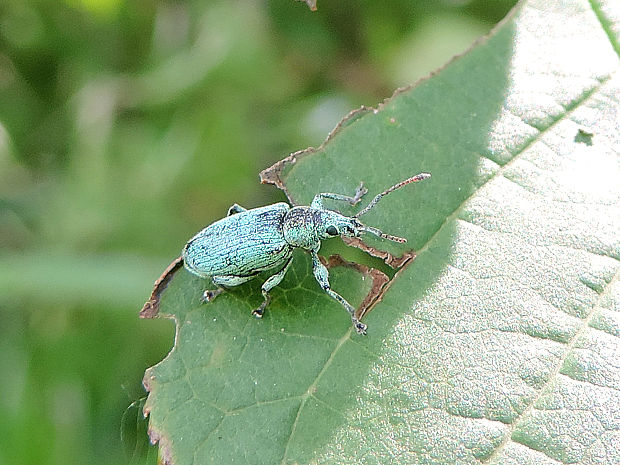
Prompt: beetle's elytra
<box><xmin>141</xmin><ymin>173</ymin><xmax>430</xmax><ymax>334</ymax></box>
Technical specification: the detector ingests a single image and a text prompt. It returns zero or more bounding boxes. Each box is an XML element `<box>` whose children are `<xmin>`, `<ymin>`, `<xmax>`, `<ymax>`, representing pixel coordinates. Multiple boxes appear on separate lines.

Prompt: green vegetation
<box><xmin>8</xmin><ymin>1</ymin><xmax>618</xmax><ymax>465</ymax></box>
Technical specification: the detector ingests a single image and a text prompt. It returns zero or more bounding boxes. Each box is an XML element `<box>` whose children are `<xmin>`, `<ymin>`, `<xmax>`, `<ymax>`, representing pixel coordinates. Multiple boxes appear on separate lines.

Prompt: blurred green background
<box><xmin>0</xmin><ymin>0</ymin><xmax>514</xmax><ymax>463</ymax></box>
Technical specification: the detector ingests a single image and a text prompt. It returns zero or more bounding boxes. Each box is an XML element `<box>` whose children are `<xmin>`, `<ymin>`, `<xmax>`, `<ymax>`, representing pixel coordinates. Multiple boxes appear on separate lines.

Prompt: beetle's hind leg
<box><xmin>202</xmin><ymin>287</ymin><xmax>225</xmax><ymax>302</ymax></box>
<box><xmin>204</xmin><ymin>275</ymin><xmax>254</xmax><ymax>303</ymax></box>
<box><xmin>253</xmin><ymin>257</ymin><xmax>293</xmax><ymax>318</ymax></box>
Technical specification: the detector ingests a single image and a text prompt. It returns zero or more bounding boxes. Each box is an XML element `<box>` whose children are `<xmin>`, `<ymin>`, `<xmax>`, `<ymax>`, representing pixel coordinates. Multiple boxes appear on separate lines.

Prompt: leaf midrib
<box><xmin>589</xmin><ymin>0</ymin><xmax>620</xmax><ymax>57</ymax></box>
<box><xmin>483</xmin><ymin>266</ymin><xmax>620</xmax><ymax>463</ymax></box>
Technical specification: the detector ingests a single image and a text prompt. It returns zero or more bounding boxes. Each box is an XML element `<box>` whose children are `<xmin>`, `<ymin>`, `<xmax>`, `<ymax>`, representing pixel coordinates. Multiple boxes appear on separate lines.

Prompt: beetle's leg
<box><xmin>310</xmin><ymin>182</ymin><xmax>368</xmax><ymax>210</ymax></box>
<box><xmin>204</xmin><ymin>275</ymin><xmax>254</xmax><ymax>303</ymax></box>
<box><xmin>202</xmin><ymin>287</ymin><xmax>225</xmax><ymax>302</ymax></box>
<box><xmin>227</xmin><ymin>203</ymin><xmax>247</xmax><ymax>216</ymax></box>
<box><xmin>310</xmin><ymin>251</ymin><xmax>367</xmax><ymax>335</ymax></box>
<box><xmin>253</xmin><ymin>257</ymin><xmax>293</xmax><ymax>318</ymax></box>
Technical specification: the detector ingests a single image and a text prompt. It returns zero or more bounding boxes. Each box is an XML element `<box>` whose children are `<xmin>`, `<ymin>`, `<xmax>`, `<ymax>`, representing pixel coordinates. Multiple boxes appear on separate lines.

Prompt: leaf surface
<box><xmin>143</xmin><ymin>1</ymin><xmax>620</xmax><ymax>463</ymax></box>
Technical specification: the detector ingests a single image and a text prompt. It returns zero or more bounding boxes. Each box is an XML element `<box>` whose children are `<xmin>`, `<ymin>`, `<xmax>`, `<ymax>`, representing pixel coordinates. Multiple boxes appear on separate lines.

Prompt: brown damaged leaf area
<box><xmin>140</xmin><ymin>256</ymin><xmax>184</xmax><ymax>319</ymax></box>
<box><xmin>319</xmin><ymin>252</ymin><xmax>418</xmax><ymax>320</ymax></box>
<box><xmin>320</xmin><ymin>254</ymin><xmax>389</xmax><ymax>319</ymax></box>
<box><xmin>341</xmin><ymin>236</ymin><xmax>416</xmax><ymax>269</ymax></box>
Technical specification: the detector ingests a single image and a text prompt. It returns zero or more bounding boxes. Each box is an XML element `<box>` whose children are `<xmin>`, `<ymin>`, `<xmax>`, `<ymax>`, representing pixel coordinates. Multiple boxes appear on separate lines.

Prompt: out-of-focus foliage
<box><xmin>0</xmin><ymin>0</ymin><xmax>514</xmax><ymax>464</ymax></box>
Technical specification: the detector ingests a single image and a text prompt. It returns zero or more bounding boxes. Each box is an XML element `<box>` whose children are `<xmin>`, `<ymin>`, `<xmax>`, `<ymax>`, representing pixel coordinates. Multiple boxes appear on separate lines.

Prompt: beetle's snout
<box><xmin>350</xmin><ymin>220</ymin><xmax>364</xmax><ymax>237</ymax></box>
<box><xmin>335</xmin><ymin>218</ymin><xmax>364</xmax><ymax>239</ymax></box>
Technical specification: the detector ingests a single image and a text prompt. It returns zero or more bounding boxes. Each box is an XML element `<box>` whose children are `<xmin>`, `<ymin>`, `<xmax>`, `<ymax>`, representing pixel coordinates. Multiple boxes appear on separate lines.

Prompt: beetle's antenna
<box><xmin>353</xmin><ymin>172</ymin><xmax>430</xmax><ymax>218</ymax></box>
<box><xmin>360</xmin><ymin>225</ymin><xmax>407</xmax><ymax>243</ymax></box>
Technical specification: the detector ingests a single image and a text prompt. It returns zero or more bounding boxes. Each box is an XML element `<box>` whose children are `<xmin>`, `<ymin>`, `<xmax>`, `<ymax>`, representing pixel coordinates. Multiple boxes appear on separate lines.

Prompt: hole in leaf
<box><xmin>574</xmin><ymin>128</ymin><xmax>593</xmax><ymax>146</ymax></box>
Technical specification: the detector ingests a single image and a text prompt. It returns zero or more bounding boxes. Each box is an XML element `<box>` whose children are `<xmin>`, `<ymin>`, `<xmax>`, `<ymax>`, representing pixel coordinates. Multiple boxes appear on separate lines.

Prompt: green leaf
<box><xmin>142</xmin><ymin>1</ymin><xmax>620</xmax><ymax>464</ymax></box>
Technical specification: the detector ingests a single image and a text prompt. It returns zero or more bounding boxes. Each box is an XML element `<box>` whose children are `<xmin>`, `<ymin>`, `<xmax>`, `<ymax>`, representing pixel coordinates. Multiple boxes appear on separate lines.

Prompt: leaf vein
<box><xmin>481</xmin><ymin>265</ymin><xmax>620</xmax><ymax>463</ymax></box>
<box><xmin>279</xmin><ymin>327</ymin><xmax>353</xmax><ymax>465</ymax></box>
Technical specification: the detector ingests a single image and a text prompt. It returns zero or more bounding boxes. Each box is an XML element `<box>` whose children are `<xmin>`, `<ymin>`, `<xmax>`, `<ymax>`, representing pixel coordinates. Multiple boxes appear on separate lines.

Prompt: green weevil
<box><xmin>141</xmin><ymin>173</ymin><xmax>430</xmax><ymax>334</ymax></box>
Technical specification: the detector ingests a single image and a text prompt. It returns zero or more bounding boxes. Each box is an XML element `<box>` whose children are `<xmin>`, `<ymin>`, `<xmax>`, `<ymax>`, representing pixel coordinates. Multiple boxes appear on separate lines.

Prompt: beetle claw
<box><xmin>351</xmin><ymin>182</ymin><xmax>368</xmax><ymax>205</ymax></box>
<box><xmin>202</xmin><ymin>289</ymin><xmax>224</xmax><ymax>303</ymax></box>
<box><xmin>353</xmin><ymin>320</ymin><xmax>367</xmax><ymax>335</ymax></box>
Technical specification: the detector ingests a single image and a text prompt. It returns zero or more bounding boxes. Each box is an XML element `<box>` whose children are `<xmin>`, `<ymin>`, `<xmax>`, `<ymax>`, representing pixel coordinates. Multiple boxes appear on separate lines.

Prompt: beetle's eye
<box><xmin>326</xmin><ymin>226</ymin><xmax>338</xmax><ymax>236</ymax></box>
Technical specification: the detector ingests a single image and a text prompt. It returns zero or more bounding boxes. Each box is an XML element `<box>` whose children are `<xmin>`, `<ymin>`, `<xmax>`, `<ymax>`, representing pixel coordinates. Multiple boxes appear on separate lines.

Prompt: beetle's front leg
<box><xmin>253</xmin><ymin>257</ymin><xmax>293</xmax><ymax>318</ymax></box>
<box><xmin>310</xmin><ymin>251</ymin><xmax>367</xmax><ymax>335</ymax></box>
<box><xmin>310</xmin><ymin>182</ymin><xmax>368</xmax><ymax>210</ymax></box>
<box><xmin>202</xmin><ymin>287</ymin><xmax>225</xmax><ymax>302</ymax></box>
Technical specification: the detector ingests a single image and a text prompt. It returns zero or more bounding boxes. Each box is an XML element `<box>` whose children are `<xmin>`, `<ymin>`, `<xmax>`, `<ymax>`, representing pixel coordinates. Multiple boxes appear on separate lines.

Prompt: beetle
<box><xmin>141</xmin><ymin>173</ymin><xmax>430</xmax><ymax>334</ymax></box>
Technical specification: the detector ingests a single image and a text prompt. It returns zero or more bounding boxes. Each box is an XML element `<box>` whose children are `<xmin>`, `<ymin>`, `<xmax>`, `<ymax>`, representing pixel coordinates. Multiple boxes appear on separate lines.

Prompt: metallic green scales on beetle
<box><xmin>141</xmin><ymin>173</ymin><xmax>430</xmax><ymax>334</ymax></box>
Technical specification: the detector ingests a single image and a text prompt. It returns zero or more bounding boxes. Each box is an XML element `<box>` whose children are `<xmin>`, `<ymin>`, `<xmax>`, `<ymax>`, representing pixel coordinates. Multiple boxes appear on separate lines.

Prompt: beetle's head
<box><xmin>316</xmin><ymin>210</ymin><xmax>363</xmax><ymax>240</ymax></box>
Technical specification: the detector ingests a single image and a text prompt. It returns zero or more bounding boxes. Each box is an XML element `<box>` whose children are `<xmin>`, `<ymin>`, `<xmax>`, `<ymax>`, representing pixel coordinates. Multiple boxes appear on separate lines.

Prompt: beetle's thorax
<box><xmin>282</xmin><ymin>207</ymin><xmax>322</xmax><ymax>249</ymax></box>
